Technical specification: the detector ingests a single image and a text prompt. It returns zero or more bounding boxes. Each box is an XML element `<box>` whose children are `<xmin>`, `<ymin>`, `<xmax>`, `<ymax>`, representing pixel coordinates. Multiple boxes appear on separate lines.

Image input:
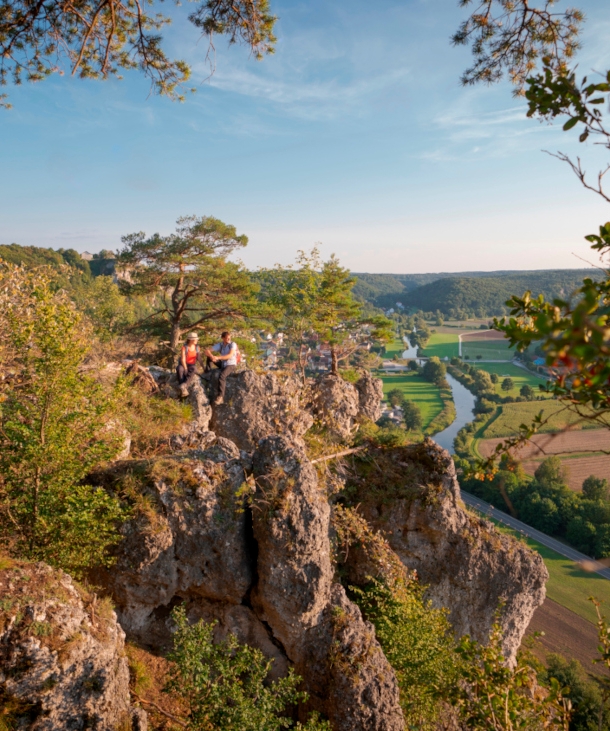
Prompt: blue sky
<box><xmin>1</xmin><ymin>0</ymin><xmax>609</xmax><ymax>273</ymax></box>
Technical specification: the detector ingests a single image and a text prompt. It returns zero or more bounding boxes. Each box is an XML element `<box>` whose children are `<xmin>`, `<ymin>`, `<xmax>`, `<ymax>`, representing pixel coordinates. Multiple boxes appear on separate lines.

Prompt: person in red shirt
<box><xmin>177</xmin><ymin>333</ymin><xmax>201</xmax><ymax>394</ymax></box>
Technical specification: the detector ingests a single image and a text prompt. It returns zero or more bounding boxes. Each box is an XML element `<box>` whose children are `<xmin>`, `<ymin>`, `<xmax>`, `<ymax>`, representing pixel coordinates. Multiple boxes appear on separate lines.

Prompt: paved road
<box><xmin>461</xmin><ymin>490</ymin><xmax>610</xmax><ymax>582</ymax></box>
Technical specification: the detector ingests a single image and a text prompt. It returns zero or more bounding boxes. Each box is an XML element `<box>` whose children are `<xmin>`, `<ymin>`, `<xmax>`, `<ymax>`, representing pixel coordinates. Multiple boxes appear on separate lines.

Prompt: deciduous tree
<box><xmin>0</xmin><ymin>264</ymin><xmax>127</xmax><ymax>575</ymax></box>
<box><xmin>402</xmin><ymin>401</ymin><xmax>423</xmax><ymax>432</ymax></box>
<box><xmin>582</xmin><ymin>476</ymin><xmax>609</xmax><ymax>502</ymax></box>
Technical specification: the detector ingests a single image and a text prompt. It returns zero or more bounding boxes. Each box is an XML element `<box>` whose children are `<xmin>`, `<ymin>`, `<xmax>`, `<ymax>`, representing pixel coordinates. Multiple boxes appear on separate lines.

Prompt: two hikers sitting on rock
<box><xmin>177</xmin><ymin>331</ymin><xmax>237</xmax><ymax>405</ymax></box>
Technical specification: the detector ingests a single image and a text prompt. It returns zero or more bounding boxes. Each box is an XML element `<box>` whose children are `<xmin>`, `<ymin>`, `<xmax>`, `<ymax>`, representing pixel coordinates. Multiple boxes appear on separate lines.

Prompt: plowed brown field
<box><xmin>525</xmin><ymin>598</ymin><xmax>605</xmax><ymax>672</ymax></box>
<box><xmin>479</xmin><ymin>430</ymin><xmax>610</xmax><ymax>459</ymax></box>
<box><xmin>521</xmin><ymin>455</ymin><xmax>610</xmax><ymax>491</ymax></box>
<box><xmin>479</xmin><ymin>430</ymin><xmax>610</xmax><ymax>490</ymax></box>
<box><xmin>461</xmin><ymin>330</ymin><xmax>507</xmax><ymax>341</ymax></box>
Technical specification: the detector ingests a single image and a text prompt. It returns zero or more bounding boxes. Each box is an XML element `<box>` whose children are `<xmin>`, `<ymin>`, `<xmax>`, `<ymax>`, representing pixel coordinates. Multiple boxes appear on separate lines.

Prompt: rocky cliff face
<box><xmin>340</xmin><ymin>438</ymin><xmax>548</xmax><ymax>663</ymax></box>
<box><xmin>0</xmin><ymin>559</ymin><xmax>142</xmax><ymax>730</ymax></box>
<box><xmin>2</xmin><ymin>364</ymin><xmax>548</xmax><ymax>729</ymax></box>
<box><xmin>209</xmin><ymin>369</ymin><xmax>313</xmax><ymax>452</ymax></box>
<box><xmin>251</xmin><ymin>436</ymin><xmax>404</xmax><ymax>731</ymax></box>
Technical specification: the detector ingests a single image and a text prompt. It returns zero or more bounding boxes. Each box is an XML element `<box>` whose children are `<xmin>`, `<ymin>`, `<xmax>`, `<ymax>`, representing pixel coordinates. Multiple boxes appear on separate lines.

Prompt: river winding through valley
<box><xmin>432</xmin><ymin>373</ymin><xmax>476</xmax><ymax>454</ymax></box>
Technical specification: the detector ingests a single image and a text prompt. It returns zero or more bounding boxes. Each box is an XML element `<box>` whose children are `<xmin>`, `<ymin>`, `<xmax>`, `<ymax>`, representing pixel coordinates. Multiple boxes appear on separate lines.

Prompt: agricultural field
<box><xmin>521</xmin><ymin>454</ymin><xmax>610</xmax><ymax>492</ymax></box>
<box><xmin>419</xmin><ymin>332</ymin><xmax>460</xmax><ymax>359</ymax></box>
<box><xmin>478</xmin><ymin>401</ymin><xmax>602</xmax><ymax>439</ymax></box>
<box><xmin>461</xmin><ymin>340</ymin><xmax>514</xmax><ymax>361</ymax></box>
<box><xmin>479</xmin><ymin>430</ymin><xmax>610</xmax><ymax>461</ymax></box>
<box><xmin>380</xmin><ymin>373</ymin><xmax>444</xmax><ymax>429</ymax></box>
<box><xmin>383</xmin><ymin>339</ymin><xmax>406</xmax><ymax>360</ymax></box>
<box><xmin>473</xmin><ymin>362</ymin><xmax>549</xmax><ymax>399</ymax></box>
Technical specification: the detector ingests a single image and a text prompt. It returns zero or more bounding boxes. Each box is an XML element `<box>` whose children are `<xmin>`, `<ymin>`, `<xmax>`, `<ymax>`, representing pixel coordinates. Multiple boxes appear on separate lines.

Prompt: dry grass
<box><xmin>126</xmin><ymin>644</ymin><xmax>187</xmax><ymax>730</ymax></box>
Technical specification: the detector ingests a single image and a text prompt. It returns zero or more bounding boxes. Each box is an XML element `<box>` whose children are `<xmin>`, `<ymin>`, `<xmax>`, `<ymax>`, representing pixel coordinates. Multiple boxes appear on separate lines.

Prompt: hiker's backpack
<box><xmin>220</xmin><ymin>341</ymin><xmax>241</xmax><ymax>365</ymax></box>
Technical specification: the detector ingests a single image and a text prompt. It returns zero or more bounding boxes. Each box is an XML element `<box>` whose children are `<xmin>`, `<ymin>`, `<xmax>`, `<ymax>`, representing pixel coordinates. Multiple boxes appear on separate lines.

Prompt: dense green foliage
<box><xmin>0</xmin><ymin>265</ymin><xmax>127</xmax><ymax>576</ymax></box>
<box><xmin>450</xmin><ymin>622</ymin><xmax>569</xmax><ymax>730</ymax></box>
<box><xmin>422</xmin><ymin>356</ymin><xmax>447</xmax><ymax>386</ymax></box>
<box><xmin>352</xmin><ymin>270</ymin><xmax>600</xmax><ymax>316</ymax></box>
<box><xmin>168</xmin><ymin>606</ymin><xmax>330</xmax><ymax>731</ymax></box>
<box><xmin>402</xmin><ymin>271</ymin><xmax>601</xmax><ymax>319</ymax></box>
<box><xmin>463</xmin><ymin>456</ymin><xmax>610</xmax><ymax>559</ymax></box>
<box><xmin>0</xmin><ymin>243</ymin><xmax>91</xmax><ymax>275</ymax></box>
<box><xmin>351</xmin><ymin>580</ymin><xmax>458</xmax><ymax>729</ymax></box>
<box><xmin>402</xmin><ymin>400</ymin><xmax>423</xmax><ymax>432</ymax></box>
<box><xmin>259</xmin><ymin>248</ymin><xmax>391</xmax><ymax>380</ymax></box>
<box><xmin>118</xmin><ymin>215</ymin><xmax>254</xmax><ymax>354</ymax></box>
<box><xmin>543</xmin><ymin>654</ymin><xmax>610</xmax><ymax>731</ymax></box>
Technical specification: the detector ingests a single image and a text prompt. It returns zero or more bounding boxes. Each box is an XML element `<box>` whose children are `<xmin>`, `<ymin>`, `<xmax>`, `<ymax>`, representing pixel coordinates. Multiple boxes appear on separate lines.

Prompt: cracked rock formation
<box><xmin>355</xmin><ymin>372</ymin><xmax>384</xmax><ymax>422</ymax></box>
<box><xmin>342</xmin><ymin>438</ymin><xmax>548</xmax><ymax>663</ymax></box>
<box><xmin>251</xmin><ymin>436</ymin><xmax>405</xmax><ymax>731</ymax></box>
<box><xmin>310</xmin><ymin>375</ymin><xmax>361</xmax><ymax>441</ymax></box>
<box><xmin>209</xmin><ymin>369</ymin><xmax>313</xmax><ymax>452</ymax></box>
<box><xmin>0</xmin><ymin>560</ymin><xmax>139</xmax><ymax>730</ymax></box>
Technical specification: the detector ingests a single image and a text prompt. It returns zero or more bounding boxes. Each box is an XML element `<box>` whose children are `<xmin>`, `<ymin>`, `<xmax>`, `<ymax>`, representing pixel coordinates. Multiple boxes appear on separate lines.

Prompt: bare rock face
<box><xmin>0</xmin><ymin>560</ymin><xmax>139</xmax><ymax>730</ymax></box>
<box><xmin>251</xmin><ymin>436</ymin><xmax>333</xmax><ymax>644</ymax></box>
<box><xmin>252</xmin><ymin>436</ymin><xmax>404</xmax><ymax>731</ymax></box>
<box><xmin>209</xmin><ymin>369</ymin><xmax>313</xmax><ymax>452</ymax></box>
<box><xmin>97</xmin><ymin>437</ymin><xmax>254</xmax><ymax>644</ymax></box>
<box><xmin>355</xmin><ymin>372</ymin><xmax>384</xmax><ymax>422</ymax></box>
<box><xmin>344</xmin><ymin>439</ymin><xmax>548</xmax><ymax>663</ymax></box>
<box><xmin>186</xmin><ymin>375</ymin><xmax>213</xmax><ymax>430</ymax></box>
<box><xmin>310</xmin><ymin>375</ymin><xmax>360</xmax><ymax>442</ymax></box>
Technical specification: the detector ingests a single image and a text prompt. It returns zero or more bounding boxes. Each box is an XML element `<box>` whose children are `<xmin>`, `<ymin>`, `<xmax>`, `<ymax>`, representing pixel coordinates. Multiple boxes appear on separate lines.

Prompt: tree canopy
<box><xmin>118</xmin><ymin>215</ymin><xmax>253</xmax><ymax>354</ymax></box>
<box><xmin>0</xmin><ymin>0</ymin><xmax>276</xmax><ymax>107</ymax></box>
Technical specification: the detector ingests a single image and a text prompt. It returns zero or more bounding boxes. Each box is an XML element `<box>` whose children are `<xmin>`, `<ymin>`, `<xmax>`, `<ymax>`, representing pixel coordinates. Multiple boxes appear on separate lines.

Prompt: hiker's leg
<box><xmin>204</xmin><ymin>357</ymin><xmax>222</xmax><ymax>373</ymax></box>
<box><xmin>217</xmin><ymin>365</ymin><xmax>236</xmax><ymax>400</ymax></box>
<box><xmin>185</xmin><ymin>363</ymin><xmax>197</xmax><ymax>384</ymax></box>
<box><xmin>177</xmin><ymin>364</ymin><xmax>187</xmax><ymax>384</ymax></box>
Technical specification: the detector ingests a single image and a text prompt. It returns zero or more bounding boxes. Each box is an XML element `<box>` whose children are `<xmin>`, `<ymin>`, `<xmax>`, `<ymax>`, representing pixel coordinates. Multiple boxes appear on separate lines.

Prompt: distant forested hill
<box><xmin>0</xmin><ymin>243</ymin><xmax>91</xmax><ymax>275</ymax></box>
<box><xmin>353</xmin><ymin>269</ymin><xmax>602</xmax><ymax>316</ymax></box>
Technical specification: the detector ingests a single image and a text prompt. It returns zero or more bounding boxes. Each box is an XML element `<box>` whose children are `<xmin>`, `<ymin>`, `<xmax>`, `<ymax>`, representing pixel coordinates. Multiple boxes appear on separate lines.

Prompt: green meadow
<box><xmin>383</xmin><ymin>339</ymin><xmax>406</xmax><ymax>359</ymax></box>
<box><xmin>474</xmin><ymin>363</ymin><xmax>549</xmax><ymax>399</ymax></box>
<box><xmin>480</xmin><ymin>400</ymin><xmax>599</xmax><ymax>439</ymax></box>
<box><xmin>420</xmin><ymin>332</ymin><xmax>460</xmax><ymax>359</ymax></box>
<box><xmin>462</xmin><ymin>339</ymin><xmax>513</xmax><ymax>361</ymax></box>
<box><xmin>380</xmin><ymin>373</ymin><xmax>444</xmax><ymax>430</ymax></box>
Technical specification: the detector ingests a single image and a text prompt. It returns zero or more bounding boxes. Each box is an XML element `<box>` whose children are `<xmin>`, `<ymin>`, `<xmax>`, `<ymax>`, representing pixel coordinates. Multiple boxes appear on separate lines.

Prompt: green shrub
<box><xmin>451</xmin><ymin>622</ymin><xmax>569</xmax><ymax>730</ymax></box>
<box><xmin>351</xmin><ymin>579</ymin><xmax>459</xmax><ymax>730</ymax></box>
<box><xmin>168</xmin><ymin>606</ymin><xmax>331</xmax><ymax>731</ymax></box>
<box><xmin>0</xmin><ymin>265</ymin><xmax>128</xmax><ymax>576</ymax></box>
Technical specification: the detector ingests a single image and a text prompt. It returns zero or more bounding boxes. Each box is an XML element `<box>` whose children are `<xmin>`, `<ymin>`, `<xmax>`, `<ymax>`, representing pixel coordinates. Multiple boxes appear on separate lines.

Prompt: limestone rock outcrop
<box><xmin>252</xmin><ymin>436</ymin><xmax>405</xmax><ymax>731</ymax></box>
<box><xmin>0</xmin><ymin>560</ymin><xmax>139</xmax><ymax>730</ymax></box>
<box><xmin>355</xmin><ymin>372</ymin><xmax>384</xmax><ymax>422</ymax></box>
<box><xmin>96</xmin><ymin>437</ymin><xmax>254</xmax><ymax>644</ymax></box>
<box><xmin>310</xmin><ymin>375</ymin><xmax>361</xmax><ymax>441</ymax></box>
<box><xmin>343</xmin><ymin>438</ymin><xmax>548</xmax><ymax>663</ymax></box>
<box><xmin>209</xmin><ymin>369</ymin><xmax>313</xmax><ymax>452</ymax></box>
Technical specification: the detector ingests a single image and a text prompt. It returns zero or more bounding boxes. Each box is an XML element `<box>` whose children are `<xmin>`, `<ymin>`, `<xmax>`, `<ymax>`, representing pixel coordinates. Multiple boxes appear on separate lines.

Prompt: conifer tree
<box><xmin>118</xmin><ymin>215</ymin><xmax>254</xmax><ymax>355</ymax></box>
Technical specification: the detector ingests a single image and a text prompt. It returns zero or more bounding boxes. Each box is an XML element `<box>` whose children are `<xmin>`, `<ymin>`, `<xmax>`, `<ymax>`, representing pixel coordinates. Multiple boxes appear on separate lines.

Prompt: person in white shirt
<box><xmin>204</xmin><ymin>331</ymin><xmax>237</xmax><ymax>405</ymax></box>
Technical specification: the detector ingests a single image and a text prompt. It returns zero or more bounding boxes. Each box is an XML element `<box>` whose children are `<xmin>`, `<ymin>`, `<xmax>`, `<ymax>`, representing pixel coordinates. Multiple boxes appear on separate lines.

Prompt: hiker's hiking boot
<box><xmin>180</xmin><ymin>384</ymin><xmax>189</xmax><ymax>398</ymax></box>
<box><xmin>214</xmin><ymin>396</ymin><xmax>224</xmax><ymax>406</ymax></box>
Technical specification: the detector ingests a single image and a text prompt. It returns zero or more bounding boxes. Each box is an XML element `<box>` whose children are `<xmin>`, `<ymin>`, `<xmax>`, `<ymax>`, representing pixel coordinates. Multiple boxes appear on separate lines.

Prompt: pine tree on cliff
<box><xmin>318</xmin><ymin>256</ymin><xmax>392</xmax><ymax>376</ymax></box>
<box><xmin>117</xmin><ymin>216</ymin><xmax>255</xmax><ymax>354</ymax></box>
